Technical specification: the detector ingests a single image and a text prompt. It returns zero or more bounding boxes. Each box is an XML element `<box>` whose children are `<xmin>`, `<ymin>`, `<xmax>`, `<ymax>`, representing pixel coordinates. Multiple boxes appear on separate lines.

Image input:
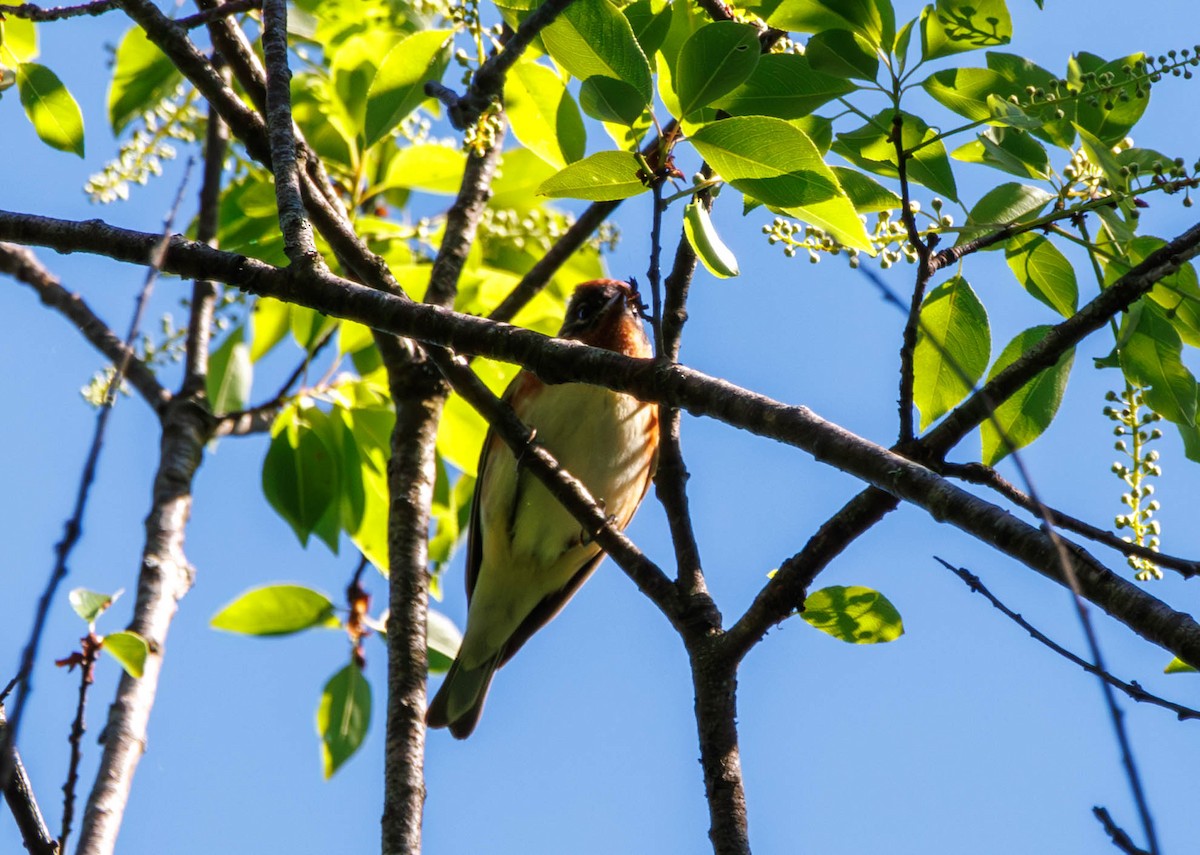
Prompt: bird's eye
<box><xmin>574</xmin><ymin>301</ymin><xmax>596</xmax><ymax>322</ymax></box>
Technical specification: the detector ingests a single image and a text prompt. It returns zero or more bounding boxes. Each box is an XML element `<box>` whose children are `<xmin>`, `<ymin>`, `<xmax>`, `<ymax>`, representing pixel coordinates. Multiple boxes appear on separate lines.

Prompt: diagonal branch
<box><xmin>0</xmin><ymin>243</ymin><xmax>170</xmax><ymax>411</ymax></box>
<box><xmin>0</xmin><ymin>706</ymin><xmax>56</xmax><ymax>855</ymax></box>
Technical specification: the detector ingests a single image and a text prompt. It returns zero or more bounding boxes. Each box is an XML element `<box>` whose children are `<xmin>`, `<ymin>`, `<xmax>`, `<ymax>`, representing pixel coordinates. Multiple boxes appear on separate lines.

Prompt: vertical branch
<box><xmin>260</xmin><ymin>0</ymin><xmax>319</xmax><ymax>264</ymax></box>
<box><xmin>60</xmin><ymin>633</ymin><xmax>100</xmax><ymax>853</ymax></box>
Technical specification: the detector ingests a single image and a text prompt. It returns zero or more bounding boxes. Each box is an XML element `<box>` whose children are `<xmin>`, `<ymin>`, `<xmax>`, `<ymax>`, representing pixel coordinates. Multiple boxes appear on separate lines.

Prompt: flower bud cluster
<box><xmin>1104</xmin><ymin>386</ymin><xmax>1165</xmax><ymax>580</ymax></box>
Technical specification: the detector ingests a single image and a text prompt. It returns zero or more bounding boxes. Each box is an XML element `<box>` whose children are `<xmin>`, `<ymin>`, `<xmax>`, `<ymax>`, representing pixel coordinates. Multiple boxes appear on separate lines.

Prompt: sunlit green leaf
<box><xmin>674</xmin><ymin>21</ymin><xmax>760</xmax><ymax>115</ymax></box>
<box><xmin>102</xmin><ymin>631</ymin><xmax>148</xmax><ymax>678</ymax></box>
<box><xmin>317</xmin><ymin>664</ymin><xmax>370</xmax><ymax>778</ymax></box>
<box><xmin>427</xmin><ymin>608</ymin><xmax>463</xmax><ymax>673</ymax></box>
<box><xmin>505</xmin><ymin>60</ymin><xmax>586</xmax><ymax>169</ymax></box>
<box><xmin>374</xmin><ymin>142</ymin><xmax>466</xmax><ymax>195</ymax></box>
<box><xmin>107</xmin><ymin>27</ymin><xmax>180</xmax><ymax>135</ymax></box>
<box><xmin>17</xmin><ymin>62</ymin><xmax>84</xmax><ymax>156</ymax></box>
<box><xmin>920</xmin><ymin>0</ymin><xmax>1011</xmax><ymax>62</ymax></box>
<box><xmin>207</xmin><ymin>326</ymin><xmax>253</xmax><ymax>415</ymax></box>
<box><xmin>69</xmin><ymin>588</ymin><xmax>119</xmax><ymax>624</ymax></box>
<box><xmin>802</xmin><ymin>585</ymin><xmax>904</xmax><ymax>644</ymax></box>
<box><xmin>537</xmin><ymin>150</ymin><xmax>647</xmax><ymax>201</ymax></box>
<box><xmin>713</xmin><ymin>53</ymin><xmax>854</xmax><ymax>120</ymax></box>
<box><xmin>211</xmin><ymin>584</ymin><xmax>338</xmax><ymax>636</ymax></box>
<box><xmin>579</xmin><ymin>75</ymin><xmax>647</xmax><ymax>126</ymax></box>
<box><xmin>952</xmin><ymin>127</ymin><xmax>1051</xmax><ymax>180</ymax></box>
<box><xmin>805</xmin><ymin>28</ymin><xmax>878</xmax><ymax>81</ymax></box>
<box><xmin>954</xmin><ymin>182</ymin><xmax>1053</xmax><ymax>248</ymax></box>
<box><xmin>981</xmin><ymin>326</ymin><xmax>1075</xmax><ymax>465</ymax></box>
<box><xmin>768</xmin><ymin>0</ymin><xmax>894</xmax><ymax>48</ymax></box>
<box><xmin>1005</xmin><ymin>233</ymin><xmax>1077</xmax><ymax>318</ymax></box>
<box><xmin>1119</xmin><ymin>303</ymin><xmax>1198</xmax><ymax>427</ymax></box>
<box><xmin>363</xmin><ymin>29</ymin><xmax>452</xmax><ymax>149</ymax></box>
<box><xmin>921</xmin><ymin>67</ymin><xmax>1020</xmax><ymax>123</ymax></box>
<box><xmin>250</xmin><ymin>297</ymin><xmax>292</xmax><ymax>363</ymax></box>
<box><xmin>0</xmin><ymin>19</ymin><xmax>39</xmax><ymax>62</ymax></box>
<box><xmin>832</xmin><ymin>110</ymin><xmax>958</xmax><ymax>201</ymax></box>
<box><xmin>832</xmin><ymin>167</ymin><xmax>900</xmax><ymax>213</ymax></box>
<box><xmin>263</xmin><ymin>406</ymin><xmax>339</xmax><ymax>545</ymax></box>
<box><xmin>914</xmin><ymin>276</ymin><xmax>991</xmax><ymax>430</ymax></box>
<box><xmin>542</xmin><ymin>0</ymin><xmax>652</xmax><ymax>104</ymax></box>
<box><xmin>1165</xmin><ymin>657</ymin><xmax>1198</xmax><ymax>674</ymax></box>
<box><xmin>1069</xmin><ymin>51</ymin><xmax>1149</xmax><ymax>147</ymax></box>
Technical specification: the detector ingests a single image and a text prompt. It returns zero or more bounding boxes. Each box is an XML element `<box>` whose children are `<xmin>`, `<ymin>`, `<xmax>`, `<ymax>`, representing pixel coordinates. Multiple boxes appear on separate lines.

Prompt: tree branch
<box><xmin>0</xmin><ymin>0</ymin><xmax>116</xmax><ymax>21</ymax></box>
<box><xmin>1094</xmin><ymin>806</ymin><xmax>1153</xmax><ymax>855</ymax></box>
<box><xmin>0</xmin><ymin>243</ymin><xmax>170</xmax><ymax>411</ymax></box>
<box><xmin>0</xmin><ymin>707</ymin><xmax>56</xmax><ymax>855</ymax></box>
<box><xmin>175</xmin><ymin>0</ymin><xmax>260</xmax><ymax>29</ymax></box>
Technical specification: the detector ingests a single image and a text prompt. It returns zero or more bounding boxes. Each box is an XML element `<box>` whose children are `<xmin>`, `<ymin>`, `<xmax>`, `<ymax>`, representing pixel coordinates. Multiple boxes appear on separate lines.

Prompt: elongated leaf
<box><xmin>920</xmin><ymin>0</ymin><xmax>1011</xmax><ymax>61</ymax></box>
<box><xmin>674</xmin><ymin>21</ymin><xmax>760</xmax><ymax>116</ymax></box>
<box><xmin>832</xmin><ymin>110</ymin><xmax>958</xmax><ymax>201</ymax></box>
<box><xmin>207</xmin><ymin>326</ymin><xmax>253</xmax><ymax>415</ymax></box>
<box><xmin>542</xmin><ymin>0</ymin><xmax>652</xmax><ymax>103</ymax></box>
<box><xmin>954</xmin><ymin>182</ymin><xmax>1053</xmax><ymax>248</ymax></box>
<box><xmin>914</xmin><ymin>276</ymin><xmax>991</xmax><ymax>430</ymax></box>
<box><xmin>579</xmin><ymin>75</ymin><xmax>647</xmax><ymax>126</ymax></box>
<box><xmin>684</xmin><ymin>201</ymin><xmax>740</xmax><ymax>278</ymax></box>
<box><xmin>102</xmin><ymin>631</ymin><xmax>148</xmax><ymax>678</ymax></box>
<box><xmin>317</xmin><ymin>664</ymin><xmax>370</xmax><ymax>778</ymax></box>
<box><xmin>1069</xmin><ymin>51</ymin><xmax>1149</xmax><ymax>147</ymax></box>
<box><xmin>107</xmin><ymin>27</ymin><xmax>180</xmax><ymax>134</ymax></box>
<box><xmin>713</xmin><ymin>53</ymin><xmax>854</xmax><ymax>120</ymax></box>
<box><xmin>805</xmin><ymin>29</ymin><xmax>878</xmax><ymax>81</ymax></box>
<box><xmin>263</xmin><ymin>407</ymin><xmax>339</xmax><ymax>544</ymax></box>
<box><xmin>981</xmin><ymin>326</ymin><xmax>1075</xmax><ymax>465</ymax></box>
<box><xmin>537</xmin><ymin>150</ymin><xmax>647</xmax><ymax>201</ymax></box>
<box><xmin>505</xmin><ymin>60</ymin><xmax>586</xmax><ymax>168</ymax></box>
<box><xmin>623</xmin><ymin>0</ymin><xmax>673</xmax><ymax>56</ymax></box>
<box><xmin>1005</xmin><ymin>233</ymin><xmax>1077</xmax><ymax>317</ymax></box>
<box><xmin>250</xmin><ymin>297</ymin><xmax>292</xmax><ymax>362</ymax></box>
<box><xmin>212</xmin><ymin>584</ymin><xmax>337</xmax><ymax>635</ymax></box>
<box><xmin>363</xmin><ymin>29</ymin><xmax>452</xmax><ymax>149</ymax></box>
<box><xmin>376</xmin><ymin>143</ymin><xmax>466</xmax><ymax>195</ymax></box>
<box><xmin>802</xmin><ymin>585</ymin><xmax>904</xmax><ymax>644</ymax></box>
<box><xmin>0</xmin><ymin>19</ymin><xmax>38</xmax><ymax>62</ymax></box>
<box><xmin>768</xmin><ymin>0</ymin><xmax>894</xmax><ymax>48</ymax></box>
<box><xmin>17</xmin><ymin>62</ymin><xmax>84</xmax><ymax>156</ymax></box>
<box><xmin>952</xmin><ymin>127</ymin><xmax>1051</xmax><ymax>180</ymax></box>
<box><xmin>921</xmin><ymin>67</ymin><xmax>1020</xmax><ymax>123</ymax></box>
<box><xmin>833</xmin><ymin>167</ymin><xmax>900</xmax><ymax>213</ymax></box>
<box><xmin>1119</xmin><ymin>303</ymin><xmax>1198</xmax><ymax>427</ymax></box>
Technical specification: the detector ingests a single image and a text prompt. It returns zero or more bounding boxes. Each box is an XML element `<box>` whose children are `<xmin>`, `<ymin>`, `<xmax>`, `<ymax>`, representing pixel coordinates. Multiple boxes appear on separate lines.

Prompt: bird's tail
<box><xmin>425</xmin><ymin>651</ymin><xmax>502</xmax><ymax>739</ymax></box>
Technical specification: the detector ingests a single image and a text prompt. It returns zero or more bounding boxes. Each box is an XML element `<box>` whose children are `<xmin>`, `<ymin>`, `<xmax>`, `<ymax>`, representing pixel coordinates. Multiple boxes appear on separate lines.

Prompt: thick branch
<box><xmin>0</xmin><ymin>708</ymin><xmax>56</xmax><ymax>855</ymax></box>
<box><xmin>0</xmin><ymin>0</ymin><xmax>115</xmax><ymax>20</ymax></box>
<box><xmin>0</xmin><ymin>243</ymin><xmax>169</xmax><ymax>411</ymax></box>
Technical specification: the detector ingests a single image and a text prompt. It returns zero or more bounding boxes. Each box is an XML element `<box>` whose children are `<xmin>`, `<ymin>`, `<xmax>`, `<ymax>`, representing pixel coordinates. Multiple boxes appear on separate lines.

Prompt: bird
<box><xmin>426</xmin><ymin>279</ymin><xmax>660</xmax><ymax>739</ymax></box>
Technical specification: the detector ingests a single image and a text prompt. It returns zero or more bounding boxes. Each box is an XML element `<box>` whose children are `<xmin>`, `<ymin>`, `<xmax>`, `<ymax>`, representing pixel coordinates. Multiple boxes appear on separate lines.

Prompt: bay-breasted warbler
<box><xmin>426</xmin><ymin>279</ymin><xmax>659</xmax><ymax>738</ymax></box>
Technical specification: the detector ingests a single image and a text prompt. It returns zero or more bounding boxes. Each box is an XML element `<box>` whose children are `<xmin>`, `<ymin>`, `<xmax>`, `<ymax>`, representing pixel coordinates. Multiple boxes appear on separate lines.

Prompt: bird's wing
<box><xmin>496</xmin><ymin>550</ymin><xmax>607</xmax><ymax>668</ymax></box>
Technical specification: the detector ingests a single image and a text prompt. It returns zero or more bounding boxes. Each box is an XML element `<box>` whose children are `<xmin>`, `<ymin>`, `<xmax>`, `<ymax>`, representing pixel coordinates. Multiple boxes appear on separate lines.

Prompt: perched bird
<box><xmin>426</xmin><ymin>279</ymin><xmax>659</xmax><ymax>739</ymax></box>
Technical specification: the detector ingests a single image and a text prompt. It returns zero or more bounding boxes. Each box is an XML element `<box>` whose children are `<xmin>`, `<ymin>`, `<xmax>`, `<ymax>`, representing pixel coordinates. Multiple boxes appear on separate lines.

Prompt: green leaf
<box><xmin>920</xmin><ymin>0</ymin><xmax>1011</xmax><ymax>62</ymax></box>
<box><xmin>921</xmin><ymin>67</ymin><xmax>1020</xmax><ymax>123</ymax></box>
<box><xmin>290</xmin><ymin>304</ymin><xmax>338</xmax><ymax>351</ymax></box>
<box><xmin>623</xmin><ymin>0</ymin><xmax>673</xmax><ymax>57</ymax></box>
<box><xmin>1005</xmin><ymin>233</ymin><xmax>1077</xmax><ymax>317</ymax></box>
<box><xmin>952</xmin><ymin>127</ymin><xmax>1051</xmax><ymax>180</ymax></box>
<box><xmin>374</xmin><ymin>142</ymin><xmax>466</xmax><ymax>195</ymax></box>
<box><xmin>805</xmin><ymin>29</ymin><xmax>878</xmax><ymax>81</ymax></box>
<box><xmin>537</xmin><ymin>150</ymin><xmax>648</xmax><ymax>201</ymax></box>
<box><xmin>690</xmin><ymin>116</ymin><xmax>871</xmax><ymax>251</ymax></box>
<box><xmin>0</xmin><ymin>19</ymin><xmax>39</xmax><ymax>62</ymax></box>
<box><xmin>985</xmin><ymin>53</ymin><xmax>1074</xmax><ymax>149</ymax></box>
<box><xmin>1165</xmin><ymin>657</ymin><xmax>1198</xmax><ymax>674</ymax></box>
<box><xmin>438</xmin><ymin>358</ymin><xmax>516</xmax><ymax>475</ymax></box>
<box><xmin>69</xmin><ymin>588</ymin><xmax>119</xmax><ymax>624</ymax></box>
<box><xmin>1119</xmin><ymin>303</ymin><xmax>1198</xmax><ymax>427</ymax></box>
<box><xmin>250</xmin><ymin>297</ymin><xmax>293</xmax><ymax>362</ymax></box>
<box><xmin>317</xmin><ymin>664</ymin><xmax>370</xmax><ymax>778</ymax></box>
<box><xmin>981</xmin><ymin>326</ymin><xmax>1075</xmax><ymax>465</ymax></box>
<box><xmin>832</xmin><ymin>111</ymin><xmax>958</xmax><ymax>201</ymax></box>
<box><xmin>712</xmin><ymin>53</ymin><xmax>854</xmax><ymax>120</ymax></box>
<box><xmin>579</xmin><ymin>75</ymin><xmax>647</xmax><ymax>126</ymax></box>
<box><xmin>206</xmin><ymin>326</ymin><xmax>253</xmax><ymax>415</ymax></box>
<box><xmin>1107</xmin><ymin>237</ymin><xmax>1200</xmax><ymax>349</ymax></box>
<box><xmin>107</xmin><ymin>27</ymin><xmax>180</xmax><ymax>135</ymax></box>
<box><xmin>832</xmin><ymin>167</ymin><xmax>900</xmax><ymax>214</ymax></box>
<box><xmin>914</xmin><ymin>276</ymin><xmax>990</xmax><ymax>430</ymax></box>
<box><xmin>102</xmin><ymin>631</ymin><xmax>148</xmax><ymax>679</ymax></box>
<box><xmin>542</xmin><ymin>0</ymin><xmax>652</xmax><ymax>104</ymax></box>
<box><xmin>768</xmin><ymin>0</ymin><xmax>894</xmax><ymax>48</ymax></box>
<box><xmin>684</xmin><ymin>201</ymin><xmax>740</xmax><ymax>278</ymax></box>
<box><xmin>427</xmin><ymin>608</ymin><xmax>463</xmax><ymax>673</ymax></box>
<box><xmin>17</xmin><ymin>62</ymin><xmax>84</xmax><ymax>156</ymax></box>
<box><xmin>1075</xmin><ymin>124</ymin><xmax>1130</xmax><ymax>199</ymax></box>
<box><xmin>505</xmin><ymin>60</ymin><xmax>586</xmax><ymax>169</ymax></box>
<box><xmin>263</xmin><ymin>406</ymin><xmax>339</xmax><ymax>545</ymax></box>
<box><xmin>211</xmin><ymin>584</ymin><xmax>338</xmax><ymax>636</ymax></box>
<box><xmin>674</xmin><ymin>21</ymin><xmax>760</xmax><ymax>116</ymax></box>
<box><xmin>954</xmin><ymin>182</ymin><xmax>1053</xmax><ymax>248</ymax></box>
<box><xmin>363</xmin><ymin>29</ymin><xmax>452</xmax><ymax>149</ymax></box>
<box><xmin>1068</xmin><ymin>52</ymin><xmax>1149</xmax><ymax>148</ymax></box>
<box><xmin>802</xmin><ymin>585</ymin><xmax>904</xmax><ymax>644</ymax></box>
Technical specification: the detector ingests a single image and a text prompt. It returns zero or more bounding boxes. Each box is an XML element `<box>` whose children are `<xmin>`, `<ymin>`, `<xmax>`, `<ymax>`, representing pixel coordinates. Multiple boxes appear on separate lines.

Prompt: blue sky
<box><xmin>3</xmin><ymin>2</ymin><xmax>1200</xmax><ymax>853</ymax></box>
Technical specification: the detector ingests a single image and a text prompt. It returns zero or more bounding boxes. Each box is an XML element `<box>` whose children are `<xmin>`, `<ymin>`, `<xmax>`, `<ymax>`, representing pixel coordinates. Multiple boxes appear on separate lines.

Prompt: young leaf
<box><xmin>579</xmin><ymin>75</ymin><xmax>647</xmax><ymax>126</ymax></box>
<box><xmin>102</xmin><ymin>631</ymin><xmax>149</xmax><ymax>678</ymax></box>
<box><xmin>674</xmin><ymin>21</ymin><xmax>760</xmax><ymax>116</ymax></box>
<box><xmin>805</xmin><ymin>29</ymin><xmax>878</xmax><ymax>81</ymax></box>
<box><xmin>954</xmin><ymin>182</ymin><xmax>1053</xmax><ymax>248</ymax></box>
<box><xmin>712</xmin><ymin>53</ymin><xmax>855</xmax><ymax>120</ymax></box>
<box><xmin>1005</xmin><ymin>232</ymin><xmax>1077</xmax><ymax>318</ymax></box>
<box><xmin>207</xmin><ymin>326</ymin><xmax>253</xmax><ymax>415</ymax></box>
<box><xmin>1119</xmin><ymin>303</ymin><xmax>1198</xmax><ymax>427</ymax></box>
<box><xmin>801</xmin><ymin>585</ymin><xmax>904</xmax><ymax>644</ymax></box>
<box><xmin>317</xmin><ymin>664</ymin><xmax>371</xmax><ymax>778</ymax></box>
<box><xmin>920</xmin><ymin>0</ymin><xmax>1012</xmax><ymax>62</ymax></box>
<box><xmin>537</xmin><ymin>151</ymin><xmax>648</xmax><ymax>201</ymax></box>
<box><xmin>427</xmin><ymin>608</ymin><xmax>463</xmax><ymax>673</ymax></box>
<box><xmin>362</xmin><ymin>29</ymin><xmax>452</xmax><ymax>149</ymax></box>
<box><xmin>1165</xmin><ymin>657</ymin><xmax>1198</xmax><ymax>674</ymax></box>
<box><xmin>504</xmin><ymin>60</ymin><xmax>586</xmax><ymax>169</ymax></box>
<box><xmin>107</xmin><ymin>27</ymin><xmax>181</xmax><ymax>134</ymax></box>
<box><xmin>17</xmin><ymin>62</ymin><xmax>84</xmax><ymax>156</ymax></box>
<box><xmin>913</xmin><ymin>276</ymin><xmax>991</xmax><ymax>430</ymax></box>
<box><xmin>0</xmin><ymin>18</ymin><xmax>38</xmax><ymax>62</ymax></box>
<box><xmin>211</xmin><ymin>584</ymin><xmax>338</xmax><ymax>636</ymax></box>
<box><xmin>69</xmin><ymin>588</ymin><xmax>120</xmax><ymax>624</ymax></box>
<box><xmin>542</xmin><ymin>0</ymin><xmax>652</xmax><ymax>104</ymax></box>
<box><xmin>684</xmin><ymin>201</ymin><xmax>740</xmax><ymax>278</ymax></box>
<box><xmin>981</xmin><ymin>326</ymin><xmax>1075</xmax><ymax>465</ymax></box>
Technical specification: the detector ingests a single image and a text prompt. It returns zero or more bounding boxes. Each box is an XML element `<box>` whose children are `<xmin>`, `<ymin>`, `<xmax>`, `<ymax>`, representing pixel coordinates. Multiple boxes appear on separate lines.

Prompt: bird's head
<box><xmin>558</xmin><ymin>279</ymin><xmax>652</xmax><ymax>358</ymax></box>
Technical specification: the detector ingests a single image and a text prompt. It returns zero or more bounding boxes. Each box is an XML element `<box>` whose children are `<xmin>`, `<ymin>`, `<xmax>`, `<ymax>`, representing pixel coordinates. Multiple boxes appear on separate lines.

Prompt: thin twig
<box><xmin>0</xmin><ymin>164</ymin><xmax>193</xmax><ymax>789</ymax></box>
<box><xmin>937</xmin><ymin>558</ymin><xmax>1200</xmax><ymax>720</ymax></box>
<box><xmin>1094</xmin><ymin>806</ymin><xmax>1153</xmax><ymax>855</ymax></box>
<box><xmin>59</xmin><ymin>632</ymin><xmax>101</xmax><ymax>853</ymax></box>
<box><xmin>943</xmin><ymin>462</ymin><xmax>1200</xmax><ymax>578</ymax></box>
<box><xmin>0</xmin><ymin>0</ymin><xmax>116</xmax><ymax>20</ymax></box>
<box><xmin>175</xmin><ymin>0</ymin><xmax>259</xmax><ymax>28</ymax></box>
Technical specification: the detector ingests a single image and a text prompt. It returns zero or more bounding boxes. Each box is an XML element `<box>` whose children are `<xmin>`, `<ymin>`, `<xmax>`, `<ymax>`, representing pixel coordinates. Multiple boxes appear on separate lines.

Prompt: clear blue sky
<box><xmin>3</xmin><ymin>2</ymin><xmax>1200</xmax><ymax>853</ymax></box>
